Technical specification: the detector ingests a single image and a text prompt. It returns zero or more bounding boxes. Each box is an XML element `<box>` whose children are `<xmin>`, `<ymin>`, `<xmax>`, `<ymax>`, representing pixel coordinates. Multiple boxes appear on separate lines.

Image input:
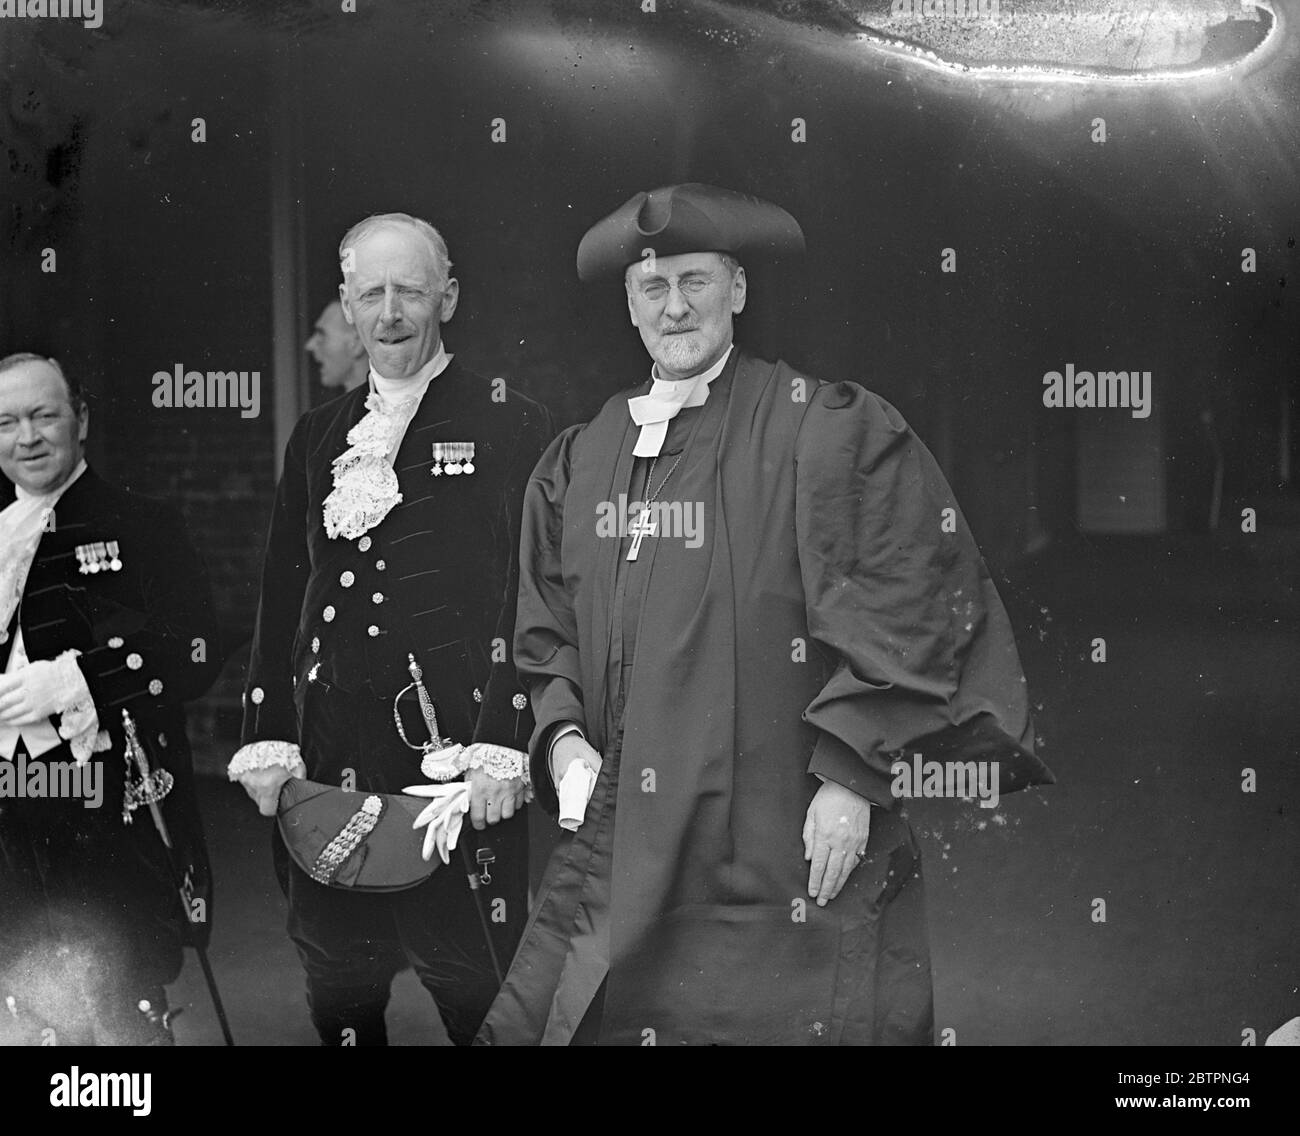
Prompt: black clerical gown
<box><xmin>479</xmin><ymin>349</ymin><xmax>1053</xmax><ymax>1046</ymax></box>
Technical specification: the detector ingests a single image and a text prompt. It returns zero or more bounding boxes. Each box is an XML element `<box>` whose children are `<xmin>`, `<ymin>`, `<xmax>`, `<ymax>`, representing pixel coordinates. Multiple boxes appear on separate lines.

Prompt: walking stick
<box><xmin>459</xmin><ymin>839</ymin><xmax>505</xmax><ymax>986</ymax></box>
<box><xmin>122</xmin><ymin>710</ymin><xmax>236</xmax><ymax>1045</ymax></box>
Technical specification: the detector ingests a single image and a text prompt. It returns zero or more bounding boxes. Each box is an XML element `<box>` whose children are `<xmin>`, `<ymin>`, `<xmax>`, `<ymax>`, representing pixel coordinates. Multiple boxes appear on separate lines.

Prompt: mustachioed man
<box><xmin>229</xmin><ymin>213</ymin><xmax>554</xmax><ymax>1046</ymax></box>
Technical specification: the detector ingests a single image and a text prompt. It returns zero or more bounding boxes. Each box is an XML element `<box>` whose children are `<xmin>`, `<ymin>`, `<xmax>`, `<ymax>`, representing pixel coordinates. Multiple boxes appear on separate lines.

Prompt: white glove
<box><xmin>0</xmin><ymin>652</ymin><xmax>88</xmax><ymax>725</ymax></box>
<box><xmin>403</xmin><ymin>782</ymin><xmax>471</xmax><ymax>864</ymax></box>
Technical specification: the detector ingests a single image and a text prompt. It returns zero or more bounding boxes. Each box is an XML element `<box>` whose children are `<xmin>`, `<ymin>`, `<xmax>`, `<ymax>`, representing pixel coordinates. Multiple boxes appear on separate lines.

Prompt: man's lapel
<box><xmin>13</xmin><ymin>469</ymin><xmax>107</xmax><ymax>670</ymax></box>
<box><xmin>392</xmin><ymin>360</ymin><xmax>459</xmax><ymax>494</ymax></box>
<box><xmin>379</xmin><ymin>362</ymin><xmax>465</xmax><ymax>637</ymax></box>
<box><xmin>309</xmin><ymin>386</ymin><xmax>371</xmax><ymax>506</ymax></box>
<box><xmin>29</xmin><ymin>467</ymin><xmax>105</xmax><ymax>573</ymax></box>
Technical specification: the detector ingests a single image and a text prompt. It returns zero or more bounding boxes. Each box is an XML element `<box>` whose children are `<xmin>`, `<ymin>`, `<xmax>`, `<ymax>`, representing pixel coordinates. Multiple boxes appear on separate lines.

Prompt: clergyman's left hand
<box><xmin>803</xmin><ymin>779</ymin><xmax>871</xmax><ymax>907</ymax></box>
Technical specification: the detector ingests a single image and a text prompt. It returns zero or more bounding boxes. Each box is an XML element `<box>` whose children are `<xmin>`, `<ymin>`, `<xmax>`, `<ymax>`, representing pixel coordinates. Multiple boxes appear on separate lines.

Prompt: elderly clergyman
<box><xmin>0</xmin><ymin>352</ymin><xmax>219</xmax><ymax>1044</ymax></box>
<box><xmin>229</xmin><ymin>213</ymin><xmax>552</xmax><ymax>1046</ymax></box>
<box><xmin>479</xmin><ymin>184</ymin><xmax>1053</xmax><ymax>1046</ymax></box>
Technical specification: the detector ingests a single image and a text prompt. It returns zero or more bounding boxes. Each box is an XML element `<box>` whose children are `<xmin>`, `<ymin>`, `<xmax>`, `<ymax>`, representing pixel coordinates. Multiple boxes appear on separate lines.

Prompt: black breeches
<box><xmin>0</xmin><ymin>747</ymin><xmax>182</xmax><ymax>1045</ymax></box>
<box><xmin>273</xmin><ymin>822</ymin><xmax>526</xmax><ymax>1046</ymax></box>
<box><xmin>282</xmin><ymin>681</ymin><xmax>529</xmax><ymax>1046</ymax></box>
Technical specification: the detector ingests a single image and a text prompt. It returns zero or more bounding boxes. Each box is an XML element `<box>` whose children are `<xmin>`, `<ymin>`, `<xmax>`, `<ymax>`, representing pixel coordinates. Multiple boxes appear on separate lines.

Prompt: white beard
<box><xmin>655</xmin><ymin>333</ymin><xmax>707</xmax><ymax>374</ymax></box>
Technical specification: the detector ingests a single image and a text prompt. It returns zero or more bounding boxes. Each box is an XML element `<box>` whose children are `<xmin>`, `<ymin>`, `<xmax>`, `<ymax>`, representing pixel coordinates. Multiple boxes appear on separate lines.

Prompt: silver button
<box><xmin>323</xmin><ymin>605</ymin><xmax>336</xmax><ymax>622</ymax></box>
<box><xmin>250</xmin><ymin>686</ymin><xmax>265</xmax><ymax>705</ymax></box>
<box><xmin>148</xmin><ymin>679</ymin><xmax>163</xmax><ymax>696</ymax></box>
<box><xmin>126</xmin><ymin>653</ymin><xmax>143</xmax><ymax>671</ymax></box>
<box><xmin>311</xmin><ymin>636</ymin><xmax>320</xmax><ymax>653</ymax></box>
<box><xmin>358</xmin><ymin>536</ymin><xmax>372</xmax><ymax>552</ymax></box>
<box><xmin>340</xmin><ymin>571</ymin><xmax>355</xmax><ymax>588</ymax></box>
<box><xmin>107</xmin><ymin>636</ymin><xmax>124</xmax><ymax>649</ymax></box>
<box><xmin>375</xmin><ymin>559</ymin><xmax>386</xmax><ymax>571</ymax></box>
<box><xmin>367</xmin><ymin>625</ymin><xmax>380</xmax><ymax>638</ymax></box>
<box><xmin>372</xmin><ymin>592</ymin><xmax>384</xmax><ymax>604</ymax></box>
<box><xmin>158</xmin><ymin>733</ymin><xmax>168</xmax><ymax>747</ymax></box>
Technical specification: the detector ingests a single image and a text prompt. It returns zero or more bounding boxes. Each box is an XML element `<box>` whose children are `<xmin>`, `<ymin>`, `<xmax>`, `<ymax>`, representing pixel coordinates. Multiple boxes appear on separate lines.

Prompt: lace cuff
<box><xmin>44</xmin><ymin>649</ymin><xmax>90</xmax><ymax>712</ymax></box>
<box><xmin>467</xmin><ymin>743</ymin><xmax>530</xmax><ymax>784</ymax></box>
<box><xmin>228</xmin><ymin>740</ymin><xmax>305</xmax><ymax>780</ymax></box>
<box><xmin>59</xmin><ymin>701</ymin><xmax>109</xmax><ymax>767</ymax></box>
<box><xmin>49</xmin><ymin>650</ymin><xmax>105</xmax><ymax>767</ymax></box>
<box><xmin>420</xmin><ymin>742</ymin><xmax>530</xmax><ymax>785</ymax></box>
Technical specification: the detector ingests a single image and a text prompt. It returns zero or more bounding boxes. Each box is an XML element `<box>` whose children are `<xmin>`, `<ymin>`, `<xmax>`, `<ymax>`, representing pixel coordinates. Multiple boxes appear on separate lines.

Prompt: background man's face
<box><xmin>338</xmin><ymin>225</ymin><xmax>459</xmax><ymax>380</ymax></box>
<box><xmin>0</xmin><ymin>360</ymin><xmax>88</xmax><ymax>495</ymax></box>
<box><xmin>305</xmin><ymin>301</ymin><xmax>364</xmax><ymax>388</ymax></box>
<box><xmin>626</xmin><ymin>251</ymin><xmax>746</xmax><ymax>381</ymax></box>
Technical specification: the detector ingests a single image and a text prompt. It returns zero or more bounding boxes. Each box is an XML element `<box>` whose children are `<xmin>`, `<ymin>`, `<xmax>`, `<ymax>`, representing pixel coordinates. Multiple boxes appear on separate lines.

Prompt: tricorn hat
<box><xmin>576</xmin><ymin>182</ymin><xmax>805</xmax><ymax>281</ymax></box>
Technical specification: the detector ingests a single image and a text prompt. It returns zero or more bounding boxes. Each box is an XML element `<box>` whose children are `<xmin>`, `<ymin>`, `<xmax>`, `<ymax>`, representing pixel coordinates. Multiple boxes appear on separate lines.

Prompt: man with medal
<box><xmin>229</xmin><ymin>212</ymin><xmax>553</xmax><ymax>1046</ymax></box>
<box><xmin>0</xmin><ymin>352</ymin><xmax>221</xmax><ymax>1045</ymax></box>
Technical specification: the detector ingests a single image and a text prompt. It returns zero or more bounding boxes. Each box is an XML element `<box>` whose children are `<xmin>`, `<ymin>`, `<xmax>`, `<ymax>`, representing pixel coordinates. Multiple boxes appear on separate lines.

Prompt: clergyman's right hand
<box><xmin>238</xmin><ymin>761</ymin><xmax>306</xmax><ymax>817</ymax></box>
<box><xmin>551</xmin><ymin>732</ymin><xmax>602</xmax><ymax>786</ymax></box>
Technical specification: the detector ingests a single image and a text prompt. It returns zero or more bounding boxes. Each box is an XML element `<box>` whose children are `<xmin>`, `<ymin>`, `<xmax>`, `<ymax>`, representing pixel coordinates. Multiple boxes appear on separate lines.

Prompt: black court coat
<box><xmin>241</xmin><ymin>359</ymin><xmax>554</xmax><ymax>879</ymax></box>
<box><xmin>0</xmin><ymin>466</ymin><xmax>222</xmax><ymax>956</ymax></box>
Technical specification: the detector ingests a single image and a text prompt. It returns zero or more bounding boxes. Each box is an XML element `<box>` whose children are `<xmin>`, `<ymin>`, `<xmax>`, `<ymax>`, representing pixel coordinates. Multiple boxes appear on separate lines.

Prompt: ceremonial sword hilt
<box><xmin>394</xmin><ymin>654</ymin><xmax>461</xmax><ymax>780</ymax></box>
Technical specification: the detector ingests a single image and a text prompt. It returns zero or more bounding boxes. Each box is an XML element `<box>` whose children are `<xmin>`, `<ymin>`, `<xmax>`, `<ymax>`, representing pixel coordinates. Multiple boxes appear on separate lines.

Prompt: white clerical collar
<box><xmin>629</xmin><ymin>343</ymin><xmax>733</xmax><ymax>458</ymax></box>
<box><xmin>13</xmin><ymin>458</ymin><xmax>87</xmax><ymax>504</ymax></box>
<box><xmin>368</xmin><ymin>342</ymin><xmax>452</xmax><ymax>407</ymax></box>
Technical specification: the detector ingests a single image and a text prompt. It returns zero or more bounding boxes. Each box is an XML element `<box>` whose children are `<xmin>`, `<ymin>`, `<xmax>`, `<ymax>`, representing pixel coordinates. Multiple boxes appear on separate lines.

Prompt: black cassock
<box><xmin>0</xmin><ymin>468</ymin><xmax>220</xmax><ymax>1044</ymax></box>
<box><xmin>480</xmin><ymin>349</ymin><xmax>1054</xmax><ymax>1046</ymax></box>
<box><xmin>242</xmin><ymin>359</ymin><xmax>554</xmax><ymax>1045</ymax></box>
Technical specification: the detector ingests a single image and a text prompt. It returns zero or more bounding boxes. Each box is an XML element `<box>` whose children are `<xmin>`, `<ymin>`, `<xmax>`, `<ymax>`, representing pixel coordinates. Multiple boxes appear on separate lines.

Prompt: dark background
<box><xmin>1</xmin><ymin>0</ymin><xmax>1296</xmax><ymax>1045</ymax></box>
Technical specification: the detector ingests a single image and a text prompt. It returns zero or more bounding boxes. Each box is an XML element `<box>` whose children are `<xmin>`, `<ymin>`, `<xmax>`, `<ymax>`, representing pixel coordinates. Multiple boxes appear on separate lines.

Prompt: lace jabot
<box><xmin>322</xmin><ymin>390</ymin><xmax>421</xmax><ymax>540</ymax></box>
<box><xmin>321</xmin><ymin>350</ymin><xmax>450</xmax><ymax>541</ymax></box>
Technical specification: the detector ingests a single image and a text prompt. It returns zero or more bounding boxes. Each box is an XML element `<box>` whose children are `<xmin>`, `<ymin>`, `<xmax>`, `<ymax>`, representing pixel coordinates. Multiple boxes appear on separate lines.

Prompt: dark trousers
<box><xmin>283</xmin><ymin>680</ymin><xmax>528</xmax><ymax>1046</ymax></box>
<box><xmin>0</xmin><ymin>740</ymin><xmax>181</xmax><ymax>1045</ymax></box>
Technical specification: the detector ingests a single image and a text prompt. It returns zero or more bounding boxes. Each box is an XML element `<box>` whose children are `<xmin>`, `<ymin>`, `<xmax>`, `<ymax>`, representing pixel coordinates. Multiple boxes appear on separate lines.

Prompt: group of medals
<box><xmin>75</xmin><ymin>540</ymin><xmax>123</xmax><ymax>575</ymax></box>
<box><xmin>430</xmin><ymin>442</ymin><xmax>476</xmax><ymax>476</ymax></box>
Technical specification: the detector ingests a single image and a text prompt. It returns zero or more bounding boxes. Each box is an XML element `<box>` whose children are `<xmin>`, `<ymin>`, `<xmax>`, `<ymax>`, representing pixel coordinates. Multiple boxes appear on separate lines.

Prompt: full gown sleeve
<box><xmin>513</xmin><ymin>424</ymin><xmax>589</xmax><ymax>816</ymax></box>
<box><xmin>794</xmin><ymin>381</ymin><xmax>1053</xmax><ymax>808</ymax></box>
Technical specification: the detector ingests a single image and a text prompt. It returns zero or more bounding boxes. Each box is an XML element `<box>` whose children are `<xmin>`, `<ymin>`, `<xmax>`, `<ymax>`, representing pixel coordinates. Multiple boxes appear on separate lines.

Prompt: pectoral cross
<box><xmin>626</xmin><ymin>507</ymin><xmax>657</xmax><ymax>561</ymax></box>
